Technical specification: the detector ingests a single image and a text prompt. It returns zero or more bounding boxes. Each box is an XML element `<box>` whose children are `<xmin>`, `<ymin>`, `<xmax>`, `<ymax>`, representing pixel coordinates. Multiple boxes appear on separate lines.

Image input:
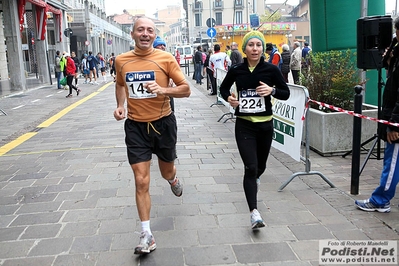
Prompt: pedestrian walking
<box><xmin>87</xmin><ymin>51</ymin><xmax>98</xmax><ymax>84</ymax></box>
<box><xmin>175</xmin><ymin>49</ymin><xmax>181</xmax><ymax>65</ymax></box>
<box><xmin>98</xmin><ymin>52</ymin><xmax>107</xmax><ymax>83</ymax></box>
<box><xmin>355</xmin><ymin>18</ymin><xmax>399</xmax><ymax>213</ymax></box>
<box><xmin>64</xmin><ymin>53</ymin><xmax>80</xmax><ymax>98</ymax></box>
<box><xmin>219</xmin><ymin>30</ymin><xmax>290</xmax><ymax>229</ymax></box>
<box><xmin>54</xmin><ymin>51</ymin><xmax>62</xmax><ymax>89</ymax></box>
<box><xmin>113</xmin><ymin>17</ymin><xmax>190</xmax><ymax>255</ymax></box>
<box><xmin>109</xmin><ymin>52</ymin><xmax>116</xmax><ymax>82</ymax></box>
<box><xmin>81</xmin><ymin>54</ymin><xmax>89</xmax><ymax>84</ymax></box>
<box><xmin>71</xmin><ymin>51</ymin><xmax>80</xmax><ymax>87</ymax></box>
<box><xmin>60</xmin><ymin>51</ymin><xmax>67</xmax><ymax>79</ymax></box>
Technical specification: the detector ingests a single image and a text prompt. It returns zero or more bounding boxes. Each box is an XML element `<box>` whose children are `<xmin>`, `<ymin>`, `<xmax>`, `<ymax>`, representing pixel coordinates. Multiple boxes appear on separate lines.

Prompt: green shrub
<box><xmin>300</xmin><ymin>49</ymin><xmax>361</xmax><ymax>112</ymax></box>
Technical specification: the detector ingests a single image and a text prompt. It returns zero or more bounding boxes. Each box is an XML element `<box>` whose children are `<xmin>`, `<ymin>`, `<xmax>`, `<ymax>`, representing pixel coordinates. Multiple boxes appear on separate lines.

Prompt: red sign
<box><xmin>85</xmin><ymin>40</ymin><xmax>90</xmax><ymax>46</ymax></box>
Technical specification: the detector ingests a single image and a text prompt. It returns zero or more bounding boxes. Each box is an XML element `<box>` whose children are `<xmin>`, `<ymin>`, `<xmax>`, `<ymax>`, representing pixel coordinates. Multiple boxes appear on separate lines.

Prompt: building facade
<box><xmin>1</xmin><ymin>0</ymin><xmax>131</xmax><ymax>91</ymax></box>
<box><xmin>181</xmin><ymin>0</ymin><xmax>311</xmax><ymax>50</ymax></box>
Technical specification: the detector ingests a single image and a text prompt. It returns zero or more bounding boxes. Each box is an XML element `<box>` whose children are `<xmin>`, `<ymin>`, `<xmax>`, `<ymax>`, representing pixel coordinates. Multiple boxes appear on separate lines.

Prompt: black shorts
<box><xmin>124</xmin><ymin>114</ymin><xmax>177</xmax><ymax>164</ymax></box>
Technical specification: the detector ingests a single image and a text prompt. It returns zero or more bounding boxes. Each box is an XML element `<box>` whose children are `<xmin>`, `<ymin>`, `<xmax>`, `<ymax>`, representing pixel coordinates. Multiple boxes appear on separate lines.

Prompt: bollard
<box><xmin>350</xmin><ymin>85</ymin><xmax>363</xmax><ymax>195</ymax></box>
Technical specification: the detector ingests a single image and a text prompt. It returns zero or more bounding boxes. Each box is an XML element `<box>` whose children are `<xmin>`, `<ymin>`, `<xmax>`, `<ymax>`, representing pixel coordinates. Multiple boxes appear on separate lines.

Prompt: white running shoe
<box><xmin>134</xmin><ymin>231</ymin><xmax>156</xmax><ymax>254</ymax></box>
<box><xmin>251</xmin><ymin>209</ymin><xmax>266</xmax><ymax>229</ymax></box>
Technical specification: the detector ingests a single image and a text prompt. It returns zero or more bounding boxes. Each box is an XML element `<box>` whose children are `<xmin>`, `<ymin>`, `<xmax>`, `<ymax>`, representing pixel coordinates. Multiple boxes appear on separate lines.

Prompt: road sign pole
<box><xmin>209</xmin><ymin>0</ymin><xmax>213</xmax><ymax>48</ymax></box>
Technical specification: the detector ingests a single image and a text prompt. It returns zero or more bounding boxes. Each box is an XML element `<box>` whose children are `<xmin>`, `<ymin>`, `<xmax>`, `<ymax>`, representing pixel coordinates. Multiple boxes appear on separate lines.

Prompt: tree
<box><xmin>300</xmin><ymin>49</ymin><xmax>361</xmax><ymax>112</ymax></box>
<box><xmin>260</xmin><ymin>10</ymin><xmax>282</xmax><ymax>23</ymax></box>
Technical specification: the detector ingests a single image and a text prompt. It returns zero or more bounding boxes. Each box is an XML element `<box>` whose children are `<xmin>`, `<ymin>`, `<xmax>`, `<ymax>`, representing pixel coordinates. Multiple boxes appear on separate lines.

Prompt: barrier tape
<box><xmin>305</xmin><ymin>98</ymin><xmax>399</xmax><ymax>128</ymax></box>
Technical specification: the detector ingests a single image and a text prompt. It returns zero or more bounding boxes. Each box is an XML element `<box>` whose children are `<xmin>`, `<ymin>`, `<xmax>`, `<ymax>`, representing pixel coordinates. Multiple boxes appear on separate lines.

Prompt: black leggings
<box><xmin>235</xmin><ymin>118</ymin><xmax>273</xmax><ymax>211</ymax></box>
<box><xmin>67</xmin><ymin>75</ymin><xmax>78</xmax><ymax>95</ymax></box>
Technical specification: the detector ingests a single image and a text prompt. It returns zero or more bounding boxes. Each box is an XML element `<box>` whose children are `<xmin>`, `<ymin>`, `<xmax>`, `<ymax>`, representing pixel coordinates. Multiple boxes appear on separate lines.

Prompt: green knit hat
<box><xmin>242</xmin><ymin>30</ymin><xmax>266</xmax><ymax>53</ymax></box>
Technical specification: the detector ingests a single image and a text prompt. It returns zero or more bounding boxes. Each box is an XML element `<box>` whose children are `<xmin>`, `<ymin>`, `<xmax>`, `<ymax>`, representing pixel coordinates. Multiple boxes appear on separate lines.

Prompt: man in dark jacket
<box><xmin>87</xmin><ymin>51</ymin><xmax>99</xmax><ymax>84</ymax></box>
<box><xmin>280</xmin><ymin>44</ymin><xmax>291</xmax><ymax>83</ymax></box>
<box><xmin>355</xmin><ymin>17</ymin><xmax>399</xmax><ymax>213</ymax></box>
<box><xmin>194</xmin><ymin>46</ymin><xmax>203</xmax><ymax>85</ymax></box>
<box><xmin>230</xmin><ymin>42</ymin><xmax>243</xmax><ymax>67</ymax></box>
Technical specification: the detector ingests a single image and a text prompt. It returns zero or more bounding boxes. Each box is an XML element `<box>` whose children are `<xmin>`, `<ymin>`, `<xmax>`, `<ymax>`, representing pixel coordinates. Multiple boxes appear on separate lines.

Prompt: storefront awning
<box><xmin>19</xmin><ymin>0</ymin><xmax>62</xmax><ymax>42</ymax></box>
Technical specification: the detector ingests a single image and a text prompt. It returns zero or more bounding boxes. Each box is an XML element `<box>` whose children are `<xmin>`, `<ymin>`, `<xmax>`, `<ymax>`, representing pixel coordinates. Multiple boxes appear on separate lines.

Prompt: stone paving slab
<box><xmin>0</xmin><ymin>74</ymin><xmax>398</xmax><ymax>265</ymax></box>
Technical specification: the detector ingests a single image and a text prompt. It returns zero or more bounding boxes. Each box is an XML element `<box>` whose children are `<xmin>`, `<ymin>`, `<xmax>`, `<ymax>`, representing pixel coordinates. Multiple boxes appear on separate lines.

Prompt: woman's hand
<box><xmin>228</xmin><ymin>92</ymin><xmax>239</xmax><ymax>108</ymax></box>
<box><xmin>256</xmin><ymin>81</ymin><xmax>273</xmax><ymax>97</ymax></box>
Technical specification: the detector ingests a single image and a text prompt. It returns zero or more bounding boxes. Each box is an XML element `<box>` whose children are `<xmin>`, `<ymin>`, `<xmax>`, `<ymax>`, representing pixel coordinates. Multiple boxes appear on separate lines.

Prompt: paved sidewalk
<box><xmin>0</xmin><ymin>74</ymin><xmax>398</xmax><ymax>265</ymax></box>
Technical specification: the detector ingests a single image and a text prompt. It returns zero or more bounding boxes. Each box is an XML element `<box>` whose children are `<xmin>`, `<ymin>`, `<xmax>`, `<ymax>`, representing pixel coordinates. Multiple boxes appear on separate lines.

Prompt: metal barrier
<box><xmin>276</xmin><ymin>85</ymin><xmax>335</xmax><ymax>191</ymax></box>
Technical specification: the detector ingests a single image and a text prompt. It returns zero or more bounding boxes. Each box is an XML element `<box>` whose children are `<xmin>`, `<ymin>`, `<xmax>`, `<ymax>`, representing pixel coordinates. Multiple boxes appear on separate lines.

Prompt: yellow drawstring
<box><xmin>147</xmin><ymin>122</ymin><xmax>161</xmax><ymax>135</ymax></box>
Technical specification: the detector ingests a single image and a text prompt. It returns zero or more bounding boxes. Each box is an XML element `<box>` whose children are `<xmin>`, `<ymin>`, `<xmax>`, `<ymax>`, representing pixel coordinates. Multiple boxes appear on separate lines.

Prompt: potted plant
<box><xmin>300</xmin><ymin>49</ymin><xmax>379</xmax><ymax>156</ymax></box>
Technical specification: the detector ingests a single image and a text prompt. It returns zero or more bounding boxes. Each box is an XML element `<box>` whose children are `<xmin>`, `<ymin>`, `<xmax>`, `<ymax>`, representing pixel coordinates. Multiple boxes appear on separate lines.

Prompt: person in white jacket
<box><xmin>290</xmin><ymin>41</ymin><xmax>302</xmax><ymax>84</ymax></box>
<box><xmin>209</xmin><ymin>44</ymin><xmax>231</xmax><ymax>95</ymax></box>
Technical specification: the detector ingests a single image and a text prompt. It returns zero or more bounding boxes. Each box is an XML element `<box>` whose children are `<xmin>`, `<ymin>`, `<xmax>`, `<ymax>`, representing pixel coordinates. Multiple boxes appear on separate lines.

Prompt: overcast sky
<box><xmin>104</xmin><ymin>0</ymin><xmax>396</xmax><ymax>18</ymax></box>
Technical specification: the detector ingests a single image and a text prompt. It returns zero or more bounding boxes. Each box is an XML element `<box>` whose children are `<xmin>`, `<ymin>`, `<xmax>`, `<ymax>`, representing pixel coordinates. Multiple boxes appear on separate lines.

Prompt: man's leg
<box><xmin>158</xmin><ymin>160</ymin><xmax>182</xmax><ymax>197</ymax></box>
<box><xmin>56</xmin><ymin>72</ymin><xmax>61</xmax><ymax>89</ymax></box>
<box><xmin>93</xmin><ymin>68</ymin><xmax>97</xmax><ymax>82</ymax></box>
<box><xmin>131</xmin><ymin>161</ymin><xmax>152</xmax><ymax>221</ymax></box>
<box><xmin>158</xmin><ymin>160</ymin><xmax>176</xmax><ymax>181</ymax></box>
<box><xmin>131</xmin><ymin>161</ymin><xmax>157</xmax><ymax>254</ymax></box>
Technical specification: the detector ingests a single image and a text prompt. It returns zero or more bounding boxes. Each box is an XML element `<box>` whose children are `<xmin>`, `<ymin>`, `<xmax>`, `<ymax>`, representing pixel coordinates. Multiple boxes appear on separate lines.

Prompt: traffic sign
<box><xmin>85</xmin><ymin>40</ymin><xmax>90</xmax><ymax>46</ymax></box>
<box><xmin>64</xmin><ymin>28</ymin><xmax>73</xmax><ymax>37</ymax></box>
<box><xmin>206</xmin><ymin>18</ymin><xmax>216</xmax><ymax>28</ymax></box>
<box><xmin>207</xmin><ymin>28</ymin><xmax>216</xmax><ymax>38</ymax></box>
<box><xmin>250</xmin><ymin>14</ymin><xmax>260</xmax><ymax>28</ymax></box>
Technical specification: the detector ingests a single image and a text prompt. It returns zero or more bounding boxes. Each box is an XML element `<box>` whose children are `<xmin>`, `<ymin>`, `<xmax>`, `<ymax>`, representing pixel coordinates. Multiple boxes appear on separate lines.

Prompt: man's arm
<box><xmin>144</xmin><ymin>80</ymin><xmax>190</xmax><ymax>98</ymax></box>
<box><xmin>113</xmin><ymin>82</ymin><xmax>126</xmax><ymax>121</ymax></box>
<box><xmin>226</xmin><ymin>54</ymin><xmax>232</xmax><ymax>66</ymax></box>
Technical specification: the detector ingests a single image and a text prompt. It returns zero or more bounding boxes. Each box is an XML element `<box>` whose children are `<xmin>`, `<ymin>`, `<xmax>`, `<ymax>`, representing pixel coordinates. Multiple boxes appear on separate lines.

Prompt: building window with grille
<box><xmin>215</xmin><ymin>12</ymin><xmax>222</xmax><ymax>25</ymax></box>
<box><xmin>194</xmin><ymin>1</ymin><xmax>202</xmax><ymax>9</ymax></box>
<box><xmin>195</xmin><ymin>13</ymin><xmax>202</xmax><ymax>27</ymax></box>
<box><xmin>235</xmin><ymin>11</ymin><xmax>243</xmax><ymax>24</ymax></box>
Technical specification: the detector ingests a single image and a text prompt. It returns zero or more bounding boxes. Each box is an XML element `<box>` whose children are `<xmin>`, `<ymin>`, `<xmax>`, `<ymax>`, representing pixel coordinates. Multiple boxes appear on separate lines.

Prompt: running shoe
<box><xmin>170</xmin><ymin>178</ymin><xmax>183</xmax><ymax>197</ymax></box>
<box><xmin>251</xmin><ymin>209</ymin><xmax>266</xmax><ymax>229</ymax></box>
<box><xmin>134</xmin><ymin>231</ymin><xmax>156</xmax><ymax>255</ymax></box>
<box><xmin>355</xmin><ymin>199</ymin><xmax>390</xmax><ymax>213</ymax></box>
